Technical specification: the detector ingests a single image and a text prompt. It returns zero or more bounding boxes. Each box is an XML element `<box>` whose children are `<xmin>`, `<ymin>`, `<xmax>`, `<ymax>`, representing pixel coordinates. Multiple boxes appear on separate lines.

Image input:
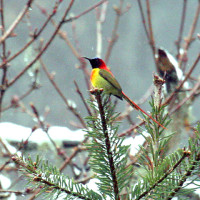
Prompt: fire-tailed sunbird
<box><xmin>84</xmin><ymin>57</ymin><xmax>167</xmax><ymax>130</ymax></box>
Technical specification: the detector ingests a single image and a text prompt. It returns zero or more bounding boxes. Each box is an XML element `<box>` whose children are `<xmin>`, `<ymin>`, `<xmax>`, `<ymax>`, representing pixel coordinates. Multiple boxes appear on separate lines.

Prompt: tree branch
<box><xmin>0</xmin><ymin>0</ymin><xmax>34</xmax><ymax>44</ymax></box>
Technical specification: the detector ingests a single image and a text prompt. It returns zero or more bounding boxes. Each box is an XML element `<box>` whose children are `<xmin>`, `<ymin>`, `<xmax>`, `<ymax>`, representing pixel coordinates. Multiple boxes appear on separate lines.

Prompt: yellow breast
<box><xmin>90</xmin><ymin>68</ymin><xmax>110</xmax><ymax>93</ymax></box>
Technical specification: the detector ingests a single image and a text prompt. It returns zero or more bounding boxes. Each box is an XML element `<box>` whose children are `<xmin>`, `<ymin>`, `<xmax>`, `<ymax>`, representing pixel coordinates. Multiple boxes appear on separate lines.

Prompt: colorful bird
<box><xmin>84</xmin><ymin>57</ymin><xmax>167</xmax><ymax>130</ymax></box>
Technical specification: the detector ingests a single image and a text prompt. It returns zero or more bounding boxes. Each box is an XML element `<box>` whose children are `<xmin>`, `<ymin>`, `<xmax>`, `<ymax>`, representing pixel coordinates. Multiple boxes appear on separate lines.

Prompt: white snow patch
<box><xmin>0</xmin><ymin>122</ymin><xmax>85</xmax><ymax>146</ymax></box>
<box><xmin>0</xmin><ymin>174</ymin><xmax>11</xmax><ymax>189</ymax></box>
<box><xmin>0</xmin><ymin>175</ymin><xmax>16</xmax><ymax>200</ymax></box>
<box><xmin>1</xmin><ymin>138</ymin><xmax>21</xmax><ymax>156</ymax></box>
<box><xmin>86</xmin><ymin>178</ymin><xmax>100</xmax><ymax>192</ymax></box>
<box><xmin>54</xmin><ymin>177</ymin><xmax>103</xmax><ymax>200</ymax></box>
<box><xmin>86</xmin><ymin>178</ymin><xmax>108</xmax><ymax>198</ymax></box>
<box><xmin>67</xmin><ymin>99</ymin><xmax>77</xmax><ymax>109</ymax></box>
<box><xmin>184</xmin><ymin>180</ymin><xmax>200</xmax><ymax>197</ymax></box>
<box><xmin>123</xmin><ymin>131</ymin><xmax>148</xmax><ymax>156</ymax></box>
<box><xmin>73</xmin><ymin>166</ymin><xmax>82</xmax><ymax>176</ymax></box>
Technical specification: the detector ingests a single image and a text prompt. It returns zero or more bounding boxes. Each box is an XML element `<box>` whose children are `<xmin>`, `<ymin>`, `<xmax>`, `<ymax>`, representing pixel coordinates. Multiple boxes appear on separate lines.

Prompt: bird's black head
<box><xmin>158</xmin><ymin>48</ymin><xmax>167</xmax><ymax>58</ymax></box>
<box><xmin>83</xmin><ymin>57</ymin><xmax>104</xmax><ymax>69</ymax></box>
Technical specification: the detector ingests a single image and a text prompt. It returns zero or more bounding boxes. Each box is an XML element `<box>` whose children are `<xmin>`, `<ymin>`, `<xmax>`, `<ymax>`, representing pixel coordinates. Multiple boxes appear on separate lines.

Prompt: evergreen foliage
<box><xmin>12</xmin><ymin>90</ymin><xmax>200</xmax><ymax>200</ymax></box>
<box><xmin>85</xmin><ymin>90</ymin><xmax>133</xmax><ymax>199</ymax></box>
<box><xmin>131</xmin><ymin>108</ymin><xmax>200</xmax><ymax>200</ymax></box>
<box><xmin>12</xmin><ymin>155</ymin><xmax>102</xmax><ymax>200</ymax></box>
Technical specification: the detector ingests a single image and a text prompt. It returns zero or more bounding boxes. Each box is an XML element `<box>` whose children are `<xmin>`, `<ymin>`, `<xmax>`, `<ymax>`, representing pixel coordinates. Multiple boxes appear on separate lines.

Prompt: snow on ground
<box><xmin>0</xmin><ymin>122</ymin><xmax>146</xmax><ymax>155</ymax></box>
<box><xmin>1</xmin><ymin>122</ymin><xmax>199</xmax><ymax>199</ymax></box>
<box><xmin>123</xmin><ymin>132</ymin><xmax>147</xmax><ymax>156</ymax></box>
<box><xmin>0</xmin><ymin>122</ymin><xmax>85</xmax><ymax>146</ymax></box>
<box><xmin>0</xmin><ymin>175</ymin><xmax>16</xmax><ymax>200</ymax></box>
<box><xmin>1</xmin><ymin>138</ymin><xmax>20</xmax><ymax>156</ymax></box>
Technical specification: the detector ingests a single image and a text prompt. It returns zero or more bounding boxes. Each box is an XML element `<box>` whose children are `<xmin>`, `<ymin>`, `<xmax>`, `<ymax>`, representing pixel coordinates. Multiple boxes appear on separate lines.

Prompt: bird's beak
<box><xmin>82</xmin><ymin>57</ymin><xmax>91</xmax><ymax>61</ymax></box>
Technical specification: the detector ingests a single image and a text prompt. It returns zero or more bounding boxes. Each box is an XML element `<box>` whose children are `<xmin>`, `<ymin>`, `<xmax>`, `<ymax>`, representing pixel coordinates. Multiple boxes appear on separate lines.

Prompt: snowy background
<box><xmin>0</xmin><ymin>0</ymin><xmax>200</xmax><ymax>199</ymax></box>
<box><xmin>1</xmin><ymin>0</ymin><xmax>199</xmax><ymax>129</ymax></box>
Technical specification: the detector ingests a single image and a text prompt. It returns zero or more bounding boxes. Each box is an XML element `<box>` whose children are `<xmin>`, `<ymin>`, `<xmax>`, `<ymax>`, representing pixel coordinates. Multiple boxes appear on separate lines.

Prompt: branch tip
<box><xmin>90</xmin><ymin>88</ymin><xmax>103</xmax><ymax>95</ymax></box>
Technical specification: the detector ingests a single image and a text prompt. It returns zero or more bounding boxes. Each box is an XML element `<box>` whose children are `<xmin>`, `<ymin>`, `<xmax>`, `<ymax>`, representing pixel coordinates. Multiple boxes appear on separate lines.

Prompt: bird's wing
<box><xmin>99</xmin><ymin>69</ymin><xmax>122</xmax><ymax>92</ymax></box>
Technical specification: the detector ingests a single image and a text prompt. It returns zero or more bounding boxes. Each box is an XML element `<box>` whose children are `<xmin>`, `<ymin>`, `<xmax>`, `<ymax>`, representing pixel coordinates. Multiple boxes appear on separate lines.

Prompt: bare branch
<box><xmin>170</xmin><ymin>78</ymin><xmax>200</xmax><ymax>114</ymax></box>
<box><xmin>176</xmin><ymin>0</ymin><xmax>187</xmax><ymax>57</ymax></box>
<box><xmin>178</xmin><ymin>1</ymin><xmax>200</xmax><ymax>68</ymax></box>
<box><xmin>0</xmin><ymin>0</ymin><xmax>34</xmax><ymax>44</ymax></box>
<box><xmin>64</xmin><ymin>0</ymin><xmax>107</xmax><ymax>23</ymax></box>
<box><xmin>0</xmin><ymin>0</ymin><xmax>62</xmax><ymax>70</ymax></box>
<box><xmin>137</xmin><ymin>0</ymin><xmax>150</xmax><ymax>41</ymax></box>
<box><xmin>7</xmin><ymin>0</ymin><xmax>75</xmax><ymax>88</ymax></box>
<box><xmin>105</xmin><ymin>0</ymin><xmax>124</xmax><ymax>63</ymax></box>
<box><xmin>40</xmin><ymin>58</ymin><xmax>86</xmax><ymax>128</ymax></box>
<box><xmin>164</xmin><ymin>53</ymin><xmax>200</xmax><ymax>105</ymax></box>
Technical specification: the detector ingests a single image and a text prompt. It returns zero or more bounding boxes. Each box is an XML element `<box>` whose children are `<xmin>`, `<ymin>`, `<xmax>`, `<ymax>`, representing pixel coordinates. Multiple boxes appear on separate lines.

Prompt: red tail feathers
<box><xmin>121</xmin><ymin>91</ymin><xmax>167</xmax><ymax>130</ymax></box>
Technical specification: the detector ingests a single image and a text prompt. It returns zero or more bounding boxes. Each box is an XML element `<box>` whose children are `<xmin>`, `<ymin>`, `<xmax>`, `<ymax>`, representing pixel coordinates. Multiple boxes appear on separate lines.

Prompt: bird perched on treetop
<box><xmin>156</xmin><ymin>48</ymin><xmax>187</xmax><ymax>93</ymax></box>
<box><xmin>83</xmin><ymin>57</ymin><xmax>167</xmax><ymax>130</ymax></box>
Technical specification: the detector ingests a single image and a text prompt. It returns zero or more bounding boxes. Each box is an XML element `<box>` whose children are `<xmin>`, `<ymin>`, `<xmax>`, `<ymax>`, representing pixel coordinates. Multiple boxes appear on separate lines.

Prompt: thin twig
<box><xmin>0</xmin><ymin>129</ymin><xmax>34</xmax><ymax>172</ymax></box>
<box><xmin>59</xmin><ymin>145</ymin><xmax>87</xmax><ymax>173</ymax></box>
<box><xmin>0</xmin><ymin>138</ymin><xmax>12</xmax><ymax>156</ymax></box>
<box><xmin>27</xmin><ymin>103</ymin><xmax>84</xmax><ymax>186</ymax></box>
<box><xmin>7</xmin><ymin>0</ymin><xmax>75</xmax><ymax>88</ymax></box>
<box><xmin>37</xmin><ymin>3</ymin><xmax>93</xmax><ymax>90</ymax></box>
<box><xmin>105</xmin><ymin>0</ymin><xmax>124</xmax><ymax>63</ymax></box>
<box><xmin>0</xmin><ymin>189</ymin><xmax>33</xmax><ymax>196</ymax></box>
<box><xmin>137</xmin><ymin>85</ymin><xmax>154</xmax><ymax>105</ymax></box>
<box><xmin>164</xmin><ymin>53</ymin><xmax>200</xmax><ymax>105</ymax></box>
<box><xmin>176</xmin><ymin>0</ymin><xmax>187</xmax><ymax>57</ymax></box>
<box><xmin>27</xmin><ymin>189</ymin><xmax>40</xmax><ymax>200</ymax></box>
<box><xmin>12</xmin><ymin>156</ymin><xmax>92</xmax><ymax>200</ymax></box>
<box><xmin>59</xmin><ymin>146</ymin><xmax>81</xmax><ymax>172</ymax></box>
<box><xmin>40</xmin><ymin>58</ymin><xmax>86</xmax><ymax>128</ymax></box>
<box><xmin>64</xmin><ymin>0</ymin><xmax>107</xmax><ymax>23</ymax></box>
<box><xmin>74</xmin><ymin>80</ymin><xmax>93</xmax><ymax>116</ymax></box>
<box><xmin>71</xmin><ymin>21</ymin><xmax>82</xmax><ymax>55</ymax></box>
<box><xmin>76</xmin><ymin>175</ymin><xmax>94</xmax><ymax>184</ymax></box>
<box><xmin>137</xmin><ymin>0</ymin><xmax>158</xmax><ymax>69</ymax></box>
<box><xmin>0</xmin><ymin>0</ymin><xmax>34</xmax><ymax>44</ymax></box>
<box><xmin>136</xmin><ymin>150</ymin><xmax>190</xmax><ymax>200</ymax></box>
<box><xmin>146</xmin><ymin>0</ymin><xmax>156</xmax><ymax>55</ymax></box>
<box><xmin>0</xmin><ymin>0</ymin><xmax>62</xmax><ymax>70</ymax></box>
<box><xmin>178</xmin><ymin>1</ymin><xmax>200</xmax><ymax>68</ymax></box>
<box><xmin>138</xmin><ymin>0</ymin><xmax>158</xmax><ymax>69</ymax></box>
<box><xmin>29</xmin><ymin>103</ymin><xmax>68</xmax><ymax>160</ymax></box>
<box><xmin>115</xmin><ymin>85</ymin><xmax>153</xmax><ymax>122</ymax></box>
<box><xmin>170</xmin><ymin>78</ymin><xmax>200</xmax><ymax>114</ymax></box>
<box><xmin>166</xmin><ymin>153</ymin><xmax>200</xmax><ymax>200</ymax></box>
<box><xmin>2</xmin><ymin>84</ymin><xmax>40</xmax><ymax>112</ymax></box>
<box><xmin>137</xmin><ymin>0</ymin><xmax>150</xmax><ymax>41</ymax></box>
<box><xmin>0</xmin><ymin>0</ymin><xmax>6</xmax><ymax>57</ymax></box>
<box><xmin>119</xmin><ymin>120</ymin><xmax>145</xmax><ymax>137</ymax></box>
<box><xmin>0</xmin><ymin>0</ymin><xmax>7</xmax><ymax>116</ymax></box>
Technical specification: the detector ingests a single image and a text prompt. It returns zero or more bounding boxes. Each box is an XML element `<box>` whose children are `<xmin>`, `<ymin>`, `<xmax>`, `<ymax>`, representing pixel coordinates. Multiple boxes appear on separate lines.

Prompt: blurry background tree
<box><xmin>0</xmin><ymin>0</ymin><xmax>200</xmax><ymax>199</ymax></box>
<box><xmin>0</xmin><ymin>0</ymin><xmax>199</xmax><ymax>129</ymax></box>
